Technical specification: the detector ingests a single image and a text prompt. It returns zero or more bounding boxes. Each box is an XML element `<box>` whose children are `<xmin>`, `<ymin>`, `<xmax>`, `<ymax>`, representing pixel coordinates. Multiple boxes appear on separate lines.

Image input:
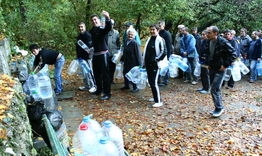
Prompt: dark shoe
<box><xmin>91</xmin><ymin>91</ymin><xmax>103</xmax><ymax>95</ymax></box>
<box><xmin>55</xmin><ymin>92</ymin><xmax>62</xmax><ymax>96</ymax></box>
<box><xmin>225</xmin><ymin>86</ymin><xmax>233</xmax><ymax>89</ymax></box>
<box><xmin>100</xmin><ymin>95</ymin><xmax>110</xmax><ymax>100</ymax></box>
<box><xmin>121</xmin><ymin>86</ymin><xmax>130</xmax><ymax>90</ymax></box>
<box><xmin>249</xmin><ymin>80</ymin><xmax>254</xmax><ymax>83</ymax></box>
<box><xmin>131</xmin><ymin>88</ymin><xmax>139</xmax><ymax>93</ymax></box>
<box><xmin>211</xmin><ymin>108</ymin><xmax>224</xmax><ymax>117</ymax></box>
<box><xmin>158</xmin><ymin>83</ymin><xmax>165</xmax><ymax>86</ymax></box>
<box><xmin>111</xmin><ymin>81</ymin><xmax>116</xmax><ymax>84</ymax></box>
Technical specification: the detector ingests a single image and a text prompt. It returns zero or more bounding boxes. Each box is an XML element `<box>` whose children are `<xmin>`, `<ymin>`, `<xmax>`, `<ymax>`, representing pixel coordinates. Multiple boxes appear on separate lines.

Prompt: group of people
<box><xmin>28</xmin><ymin>10</ymin><xmax>261</xmax><ymax>117</ymax></box>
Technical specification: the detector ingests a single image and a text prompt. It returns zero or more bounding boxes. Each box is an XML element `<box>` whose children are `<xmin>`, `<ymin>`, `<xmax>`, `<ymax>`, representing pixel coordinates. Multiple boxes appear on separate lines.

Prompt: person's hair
<box><xmin>253</xmin><ymin>31</ymin><xmax>259</xmax><ymax>36</ymax></box>
<box><xmin>192</xmin><ymin>27</ymin><xmax>198</xmax><ymax>31</ymax></box>
<box><xmin>29</xmin><ymin>44</ymin><xmax>39</xmax><ymax>51</ymax></box>
<box><xmin>90</xmin><ymin>14</ymin><xmax>99</xmax><ymax>20</ymax></box>
<box><xmin>177</xmin><ymin>25</ymin><xmax>185</xmax><ymax>29</ymax></box>
<box><xmin>158</xmin><ymin>21</ymin><xmax>165</xmax><ymax>26</ymax></box>
<box><xmin>150</xmin><ymin>24</ymin><xmax>160</xmax><ymax>30</ymax></box>
<box><xmin>208</xmin><ymin>26</ymin><xmax>219</xmax><ymax>34</ymax></box>
<box><xmin>183</xmin><ymin>27</ymin><xmax>189</xmax><ymax>32</ymax></box>
<box><xmin>240</xmin><ymin>28</ymin><xmax>247</xmax><ymax>33</ymax></box>
<box><xmin>231</xmin><ymin>30</ymin><xmax>236</xmax><ymax>35</ymax></box>
<box><xmin>127</xmin><ymin>28</ymin><xmax>137</xmax><ymax>36</ymax></box>
<box><xmin>78</xmin><ymin>22</ymin><xmax>85</xmax><ymax>26</ymax></box>
<box><xmin>223</xmin><ymin>29</ymin><xmax>232</xmax><ymax>34</ymax></box>
<box><xmin>202</xmin><ymin>30</ymin><xmax>208</xmax><ymax>34</ymax></box>
<box><xmin>111</xmin><ymin>19</ymin><xmax>115</xmax><ymax>25</ymax></box>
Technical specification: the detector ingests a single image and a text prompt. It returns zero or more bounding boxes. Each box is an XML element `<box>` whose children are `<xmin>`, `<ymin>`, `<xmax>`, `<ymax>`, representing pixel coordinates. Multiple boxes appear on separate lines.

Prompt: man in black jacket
<box><xmin>89</xmin><ymin>11</ymin><xmax>112</xmax><ymax>100</ymax></box>
<box><xmin>204</xmin><ymin>26</ymin><xmax>236</xmax><ymax>117</ymax></box>
<box><xmin>76</xmin><ymin>22</ymin><xmax>96</xmax><ymax>92</ymax></box>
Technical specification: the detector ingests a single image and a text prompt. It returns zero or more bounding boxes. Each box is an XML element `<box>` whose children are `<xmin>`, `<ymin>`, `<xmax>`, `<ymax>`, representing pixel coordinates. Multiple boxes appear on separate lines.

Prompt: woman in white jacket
<box><xmin>142</xmin><ymin>24</ymin><xmax>167</xmax><ymax>107</ymax></box>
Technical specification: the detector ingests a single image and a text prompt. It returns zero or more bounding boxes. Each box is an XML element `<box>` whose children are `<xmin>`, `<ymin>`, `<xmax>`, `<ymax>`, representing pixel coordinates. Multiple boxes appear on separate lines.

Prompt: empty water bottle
<box><xmin>160</xmin><ymin>66</ymin><xmax>169</xmax><ymax>76</ymax></box>
<box><xmin>80</xmin><ymin>115</ymin><xmax>101</xmax><ymax>133</ymax></box>
<box><xmin>125</xmin><ymin>66</ymin><xmax>140</xmax><ymax>82</ymax></box>
<box><xmin>67</xmin><ymin>59</ymin><xmax>79</xmax><ymax>75</ymax></box>
<box><xmin>238</xmin><ymin>60</ymin><xmax>249</xmax><ymax>75</ymax></box>
<box><xmin>18</xmin><ymin>61</ymin><xmax>28</xmax><ymax>81</ymax></box>
<box><xmin>256</xmin><ymin>61</ymin><xmax>262</xmax><ymax>76</ymax></box>
<box><xmin>137</xmin><ymin>68</ymin><xmax>147</xmax><ymax>89</ymax></box>
<box><xmin>112</xmin><ymin>50</ymin><xmax>123</xmax><ymax>64</ymax></box>
<box><xmin>231</xmin><ymin>62</ymin><xmax>241</xmax><ymax>81</ymax></box>
<box><xmin>38</xmin><ymin>73</ymin><xmax>53</xmax><ymax>99</ymax></box>
<box><xmin>77</xmin><ymin>40</ymin><xmax>91</xmax><ymax>53</ymax></box>
<box><xmin>28</xmin><ymin>72</ymin><xmax>40</xmax><ymax>100</ymax></box>
<box><xmin>172</xmin><ymin>57</ymin><xmax>188</xmax><ymax>72</ymax></box>
<box><xmin>101</xmin><ymin>120</ymin><xmax>125</xmax><ymax>156</ymax></box>
<box><xmin>96</xmin><ymin>136</ymin><xmax>119</xmax><ymax>156</ymax></box>
<box><xmin>194</xmin><ymin>61</ymin><xmax>201</xmax><ymax>77</ymax></box>
<box><xmin>73</xmin><ymin>124</ymin><xmax>98</xmax><ymax>156</ymax></box>
<box><xmin>79</xmin><ymin>59</ymin><xmax>91</xmax><ymax>75</ymax></box>
<box><xmin>169</xmin><ymin>63</ymin><xmax>178</xmax><ymax>78</ymax></box>
<box><xmin>10</xmin><ymin>62</ymin><xmax>17</xmax><ymax>73</ymax></box>
<box><xmin>23</xmin><ymin>81</ymin><xmax>30</xmax><ymax>95</ymax></box>
<box><xmin>100</xmin><ymin>12</ymin><xmax>106</xmax><ymax>29</ymax></box>
<box><xmin>114</xmin><ymin>63</ymin><xmax>124</xmax><ymax>79</ymax></box>
<box><xmin>224</xmin><ymin>67</ymin><xmax>232</xmax><ymax>81</ymax></box>
<box><xmin>37</xmin><ymin>64</ymin><xmax>49</xmax><ymax>77</ymax></box>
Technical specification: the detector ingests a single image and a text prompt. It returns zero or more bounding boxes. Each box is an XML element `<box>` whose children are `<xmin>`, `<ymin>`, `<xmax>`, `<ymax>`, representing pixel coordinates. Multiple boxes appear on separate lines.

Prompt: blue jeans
<box><xmin>249</xmin><ymin>59</ymin><xmax>258</xmax><ymax>81</ymax></box>
<box><xmin>54</xmin><ymin>55</ymin><xmax>65</xmax><ymax>93</ymax></box>
<box><xmin>185</xmin><ymin>58</ymin><xmax>198</xmax><ymax>82</ymax></box>
<box><xmin>209</xmin><ymin>69</ymin><xmax>226</xmax><ymax>110</ymax></box>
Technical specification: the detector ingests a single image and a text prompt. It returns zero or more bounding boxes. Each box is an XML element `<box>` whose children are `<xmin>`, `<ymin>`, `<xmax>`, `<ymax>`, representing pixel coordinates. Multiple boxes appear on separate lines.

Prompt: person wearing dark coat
<box><xmin>121</xmin><ymin>28</ymin><xmax>142</xmax><ymax>92</ymax></box>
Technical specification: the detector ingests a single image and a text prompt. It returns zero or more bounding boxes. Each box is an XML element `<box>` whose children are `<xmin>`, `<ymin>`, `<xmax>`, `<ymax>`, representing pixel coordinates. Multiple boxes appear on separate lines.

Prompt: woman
<box><xmin>197</xmin><ymin>30</ymin><xmax>210</xmax><ymax>93</ymax></box>
<box><xmin>121</xmin><ymin>28</ymin><xmax>142</xmax><ymax>92</ymax></box>
<box><xmin>142</xmin><ymin>24</ymin><xmax>167</xmax><ymax>107</ymax></box>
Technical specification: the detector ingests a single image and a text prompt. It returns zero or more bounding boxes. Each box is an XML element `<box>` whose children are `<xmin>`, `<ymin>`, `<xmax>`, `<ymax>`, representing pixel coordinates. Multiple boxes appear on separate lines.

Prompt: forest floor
<box><xmin>57</xmin><ymin>62</ymin><xmax>262</xmax><ymax>156</ymax></box>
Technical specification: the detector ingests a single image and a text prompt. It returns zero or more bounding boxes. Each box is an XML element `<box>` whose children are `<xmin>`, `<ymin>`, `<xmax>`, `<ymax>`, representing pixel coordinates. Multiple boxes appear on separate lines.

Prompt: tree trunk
<box><xmin>135</xmin><ymin>13</ymin><xmax>142</xmax><ymax>39</ymax></box>
<box><xmin>19</xmin><ymin>0</ymin><xmax>26</xmax><ymax>25</ymax></box>
<box><xmin>86</xmin><ymin>0</ymin><xmax>92</xmax><ymax>22</ymax></box>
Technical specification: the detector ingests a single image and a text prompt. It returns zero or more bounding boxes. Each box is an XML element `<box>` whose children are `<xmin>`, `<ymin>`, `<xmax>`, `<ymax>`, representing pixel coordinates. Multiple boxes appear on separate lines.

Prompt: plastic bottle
<box><xmin>80</xmin><ymin>115</ymin><xmax>101</xmax><ymax>133</ymax></box>
<box><xmin>169</xmin><ymin>63</ymin><xmax>178</xmax><ymax>78</ymax></box>
<box><xmin>18</xmin><ymin>61</ymin><xmax>29</xmax><ymax>81</ymax></box>
<box><xmin>38</xmin><ymin>73</ymin><xmax>53</xmax><ymax>99</ymax></box>
<box><xmin>73</xmin><ymin>124</ymin><xmax>98</xmax><ymax>156</ymax></box>
<box><xmin>67</xmin><ymin>59</ymin><xmax>79</xmax><ymax>75</ymax></box>
<box><xmin>101</xmin><ymin>120</ymin><xmax>125</xmax><ymax>156</ymax></box>
<box><xmin>257</xmin><ymin>61</ymin><xmax>262</xmax><ymax>76</ymax></box>
<box><xmin>79</xmin><ymin>59</ymin><xmax>91</xmax><ymax>75</ymax></box>
<box><xmin>10</xmin><ymin>62</ymin><xmax>17</xmax><ymax>73</ymax></box>
<box><xmin>100</xmin><ymin>13</ymin><xmax>106</xmax><ymax>29</ymax></box>
<box><xmin>112</xmin><ymin>50</ymin><xmax>123</xmax><ymax>64</ymax></box>
<box><xmin>137</xmin><ymin>68</ymin><xmax>147</xmax><ymax>89</ymax></box>
<box><xmin>160</xmin><ymin>66</ymin><xmax>169</xmax><ymax>76</ymax></box>
<box><xmin>194</xmin><ymin>61</ymin><xmax>201</xmax><ymax>77</ymax></box>
<box><xmin>224</xmin><ymin>66</ymin><xmax>232</xmax><ymax>81</ymax></box>
<box><xmin>172</xmin><ymin>57</ymin><xmax>188</xmax><ymax>72</ymax></box>
<box><xmin>96</xmin><ymin>136</ymin><xmax>119</xmax><ymax>156</ymax></box>
<box><xmin>77</xmin><ymin>40</ymin><xmax>90</xmax><ymax>53</ymax></box>
<box><xmin>114</xmin><ymin>63</ymin><xmax>123</xmax><ymax>79</ymax></box>
<box><xmin>23</xmin><ymin>81</ymin><xmax>30</xmax><ymax>95</ymax></box>
<box><xmin>125</xmin><ymin>66</ymin><xmax>140</xmax><ymax>82</ymax></box>
<box><xmin>238</xmin><ymin>60</ymin><xmax>249</xmax><ymax>75</ymax></box>
<box><xmin>37</xmin><ymin>64</ymin><xmax>49</xmax><ymax>77</ymax></box>
<box><xmin>28</xmin><ymin>72</ymin><xmax>40</xmax><ymax>100</ymax></box>
<box><xmin>231</xmin><ymin>62</ymin><xmax>241</xmax><ymax>81</ymax></box>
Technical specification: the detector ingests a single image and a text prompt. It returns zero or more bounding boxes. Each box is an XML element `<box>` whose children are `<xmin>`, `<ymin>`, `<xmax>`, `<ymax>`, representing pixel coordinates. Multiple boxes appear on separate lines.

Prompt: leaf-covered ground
<box><xmin>59</xmin><ymin>62</ymin><xmax>262</xmax><ymax>156</ymax></box>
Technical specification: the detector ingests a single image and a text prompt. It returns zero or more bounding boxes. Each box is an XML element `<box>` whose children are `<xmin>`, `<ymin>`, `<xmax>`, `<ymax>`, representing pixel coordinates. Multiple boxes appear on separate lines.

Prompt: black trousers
<box><xmin>108</xmin><ymin>56</ymin><xmax>116</xmax><ymax>83</ymax></box>
<box><xmin>92</xmin><ymin>53</ymin><xmax>111</xmax><ymax>96</ymax></box>
<box><xmin>146</xmin><ymin>63</ymin><xmax>161</xmax><ymax>103</ymax></box>
<box><xmin>200</xmin><ymin>67</ymin><xmax>210</xmax><ymax>91</ymax></box>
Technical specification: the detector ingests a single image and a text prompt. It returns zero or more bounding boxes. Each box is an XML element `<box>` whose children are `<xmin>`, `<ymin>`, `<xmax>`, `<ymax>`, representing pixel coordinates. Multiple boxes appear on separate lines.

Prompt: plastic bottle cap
<box><xmin>99</xmin><ymin>136</ymin><xmax>108</xmax><ymax>144</ymax></box>
<box><xmin>80</xmin><ymin>124</ymin><xmax>89</xmax><ymax>130</ymax></box>
<box><xmin>83</xmin><ymin>116</ymin><xmax>91</xmax><ymax>123</ymax></box>
<box><xmin>31</xmin><ymin>72</ymin><xmax>35</xmax><ymax>74</ymax></box>
<box><xmin>102</xmin><ymin>120</ymin><xmax>113</xmax><ymax>128</ymax></box>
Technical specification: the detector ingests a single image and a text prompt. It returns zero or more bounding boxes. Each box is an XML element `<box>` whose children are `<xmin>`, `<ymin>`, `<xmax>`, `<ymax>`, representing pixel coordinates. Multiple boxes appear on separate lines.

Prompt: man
<box><xmin>237</xmin><ymin>28</ymin><xmax>252</xmax><ymax>66</ymax></box>
<box><xmin>89</xmin><ymin>11</ymin><xmax>112</xmax><ymax>100</ymax></box>
<box><xmin>192</xmin><ymin>27</ymin><xmax>202</xmax><ymax>54</ymax></box>
<box><xmin>158</xmin><ymin>20</ymin><xmax>172</xmax><ymax>86</ymax></box>
<box><xmin>203</xmin><ymin>26</ymin><xmax>236</xmax><ymax>117</ymax></box>
<box><xmin>180</xmin><ymin>27</ymin><xmax>199</xmax><ymax>85</ymax></box>
<box><xmin>29</xmin><ymin>44</ymin><xmax>65</xmax><ymax>95</ymax></box>
<box><xmin>247</xmin><ymin>31</ymin><xmax>261</xmax><ymax>83</ymax></box>
<box><xmin>108</xmin><ymin>19</ymin><xmax>120</xmax><ymax>84</ymax></box>
<box><xmin>173</xmin><ymin>24</ymin><xmax>185</xmax><ymax>78</ymax></box>
<box><xmin>76</xmin><ymin>22</ymin><xmax>96</xmax><ymax>92</ymax></box>
<box><xmin>122</xmin><ymin>22</ymin><xmax>141</xmax><ymax>49</ymax></box>
<box><xmin>223</xmin><ymin>29</ymin><xmax>239</xmax><ymax>89</ymax></box>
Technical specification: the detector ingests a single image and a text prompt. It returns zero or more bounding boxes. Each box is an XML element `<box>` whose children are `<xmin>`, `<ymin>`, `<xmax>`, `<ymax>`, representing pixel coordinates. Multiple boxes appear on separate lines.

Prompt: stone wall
<box><xmin>0</xmin><ymin>38</ymin><xmax>11</xmax><ymax>76</ymax></box>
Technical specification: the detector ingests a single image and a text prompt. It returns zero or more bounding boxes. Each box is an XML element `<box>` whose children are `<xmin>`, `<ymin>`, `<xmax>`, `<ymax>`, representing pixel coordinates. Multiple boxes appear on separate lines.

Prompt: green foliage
<box><xmin>1</xmin><ymin>0</ymin><xmax>262</xmax><ymax>58</ymax></box>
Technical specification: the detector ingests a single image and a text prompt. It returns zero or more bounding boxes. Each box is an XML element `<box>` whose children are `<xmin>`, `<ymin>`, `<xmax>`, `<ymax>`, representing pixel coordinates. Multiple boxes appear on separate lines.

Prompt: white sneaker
<box><xmin>191</xmin><ymin>81</ymin><xmax>197</xmax><ymax>85</ymax></box>
<box><xmin>89</xmin><ymin>87</ymin><xmax>97</xmax><ymax>93</ymax></box>
<box><xmin>152</xmin><ymin>102</ymin><xmax>163</xmax><ymax>107</ymax></box>
<box><xmin>148</xmin><ymin>98</ymin><xmax>154</xmax><ymax>102</ymax></box>
<box><xmin>79</xmin><ymin>86</ymin><xmax>89</xmax><ymax>91</ymax></box>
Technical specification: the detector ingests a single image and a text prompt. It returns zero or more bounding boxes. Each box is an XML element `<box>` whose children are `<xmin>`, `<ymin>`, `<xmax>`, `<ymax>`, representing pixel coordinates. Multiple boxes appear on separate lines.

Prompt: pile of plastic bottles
<box><xmin>125</xmin><ymin>66</ymin><xmax>148</xmax><ymax>89</ymax></box>
<box><xmin>73</xmin><ymin>115</ymin><xmax>125</xmax><ymax>156</ymax></box>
